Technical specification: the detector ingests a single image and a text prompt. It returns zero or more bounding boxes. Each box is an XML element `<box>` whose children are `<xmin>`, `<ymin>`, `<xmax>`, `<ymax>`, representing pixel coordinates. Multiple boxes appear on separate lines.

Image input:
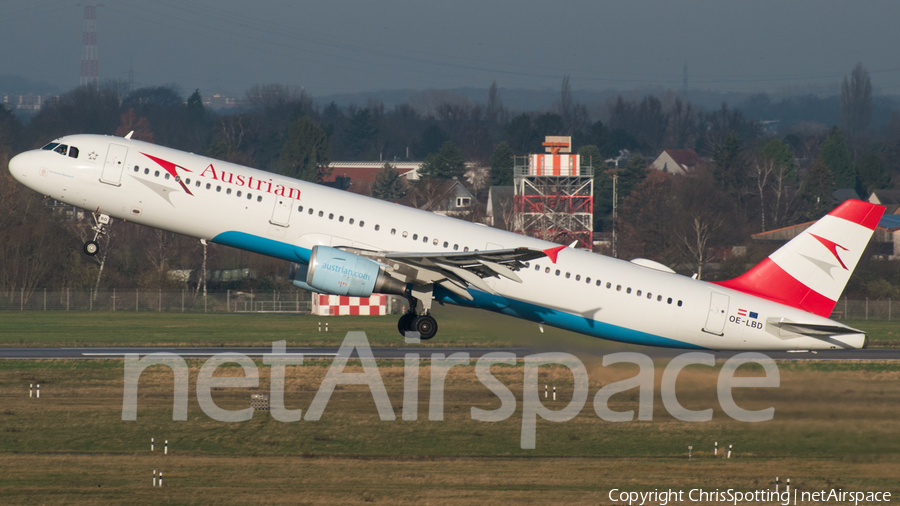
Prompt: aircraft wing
<box><xmin>352</xmin><ymin>247</ymin><xmax>549</xmax><ymax>300</ymax></box>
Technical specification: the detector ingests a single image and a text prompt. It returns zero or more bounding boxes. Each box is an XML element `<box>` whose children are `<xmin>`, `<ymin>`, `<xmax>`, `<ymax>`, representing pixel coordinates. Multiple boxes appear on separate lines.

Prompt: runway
<box><xmin>1</xmin><ymin>346</ymin><xmax>900</xmax><ymax>361</ymax></box>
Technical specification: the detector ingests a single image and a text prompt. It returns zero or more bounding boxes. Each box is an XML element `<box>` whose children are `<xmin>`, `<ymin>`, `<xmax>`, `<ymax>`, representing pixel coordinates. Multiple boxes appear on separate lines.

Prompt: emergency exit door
<box><xmin>702</xmin><ymin>292</ymin><xmax>730</xmax><ymax>336</ymax></box>
<box><xmin>100</xmin><ymin>144</ymin><xmax>128</xmax><ymax>186</ymax></box>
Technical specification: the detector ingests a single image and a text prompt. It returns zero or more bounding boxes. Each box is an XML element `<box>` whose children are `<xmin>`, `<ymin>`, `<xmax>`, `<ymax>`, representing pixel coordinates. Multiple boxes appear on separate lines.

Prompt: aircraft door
<box><xmin>269</xmin><ymin>187</ymin><xmax>293</xmax><ymax>227</ymax></box>
<box><xmin>702</xmin><ymin>292</ymin><xmax>730</xmax><ymax>336</ymax></box>
<box><xmin>100</xmin><ymin>144</ymin><xmax>128</xmax><ymax>186</ymax></box>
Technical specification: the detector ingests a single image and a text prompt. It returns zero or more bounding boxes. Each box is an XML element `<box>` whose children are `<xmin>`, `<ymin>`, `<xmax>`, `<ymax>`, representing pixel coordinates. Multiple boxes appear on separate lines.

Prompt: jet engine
<box><xmin>290</xmin><ymin>246</ymin><xmax>406</xmax><ymax>297</ymax></box>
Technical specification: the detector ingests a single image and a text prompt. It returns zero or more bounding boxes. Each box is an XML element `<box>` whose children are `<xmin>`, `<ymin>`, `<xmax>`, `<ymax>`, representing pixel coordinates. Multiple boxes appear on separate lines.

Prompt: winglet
<box><xmin>542</xmin><ymin>245</ymin><xmax>566</xmax><ymax>264</ymax></box>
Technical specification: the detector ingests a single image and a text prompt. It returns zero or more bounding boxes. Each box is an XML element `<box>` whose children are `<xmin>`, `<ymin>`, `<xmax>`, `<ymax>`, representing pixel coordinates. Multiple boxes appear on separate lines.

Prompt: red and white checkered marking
<box><xmin>312</xmin><ymin>294</ymin><xmax>387</xmax><ymax>316</ymax></box>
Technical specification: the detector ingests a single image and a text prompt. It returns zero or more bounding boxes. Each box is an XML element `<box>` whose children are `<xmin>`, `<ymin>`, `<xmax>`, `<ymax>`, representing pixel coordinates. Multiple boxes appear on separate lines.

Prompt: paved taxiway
<box><xmin>1</xmin><ymin>347</ymin><xmax>899</xmax><ymax>360</ymax></box>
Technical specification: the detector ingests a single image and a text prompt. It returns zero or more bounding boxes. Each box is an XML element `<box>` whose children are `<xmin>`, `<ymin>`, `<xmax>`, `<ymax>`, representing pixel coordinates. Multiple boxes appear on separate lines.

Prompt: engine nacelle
<box><xmin>290</xmin><ymin>246</ymin><xmax>406</xmax><ymax>297</ymax></box>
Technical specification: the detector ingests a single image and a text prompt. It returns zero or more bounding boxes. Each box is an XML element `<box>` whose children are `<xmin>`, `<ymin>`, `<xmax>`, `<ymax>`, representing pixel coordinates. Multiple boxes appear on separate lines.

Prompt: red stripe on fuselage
<box><xmin>711</xmin><ymin>258</ymin><xmax>836</xmax><ymax>317</ymax></box>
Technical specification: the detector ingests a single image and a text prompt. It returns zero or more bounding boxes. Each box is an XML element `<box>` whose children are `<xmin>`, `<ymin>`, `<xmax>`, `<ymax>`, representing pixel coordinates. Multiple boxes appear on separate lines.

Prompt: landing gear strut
<box><xmin>397</xmin><ymin>295</ymin><xmax>438</xmax><ymax>340</ymax></box>
<box><xmin>83</xmin><ymin>212</ymin><xmax>110</xmax><ymax>257</ymax></box>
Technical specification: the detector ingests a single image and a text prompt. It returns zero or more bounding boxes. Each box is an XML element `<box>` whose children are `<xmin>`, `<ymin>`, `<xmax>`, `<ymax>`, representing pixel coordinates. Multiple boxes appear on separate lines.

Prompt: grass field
<box><xmin>1</xmin><ymin>311</ymin><xmax>899</xmax><ymax>504</ymax></box>
<box><xmin>0</xmin><ymin>311</ymin><xmax>898</xmax><ymax>349</ymax></box>
<box><xmin>1</xmin><ymin>354</ymin><xmax>900</xmax><ymax>504</ymax></box>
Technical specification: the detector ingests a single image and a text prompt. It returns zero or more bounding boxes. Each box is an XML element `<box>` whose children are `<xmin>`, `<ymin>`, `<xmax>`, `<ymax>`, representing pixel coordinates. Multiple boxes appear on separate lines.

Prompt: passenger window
<box><xmin>565</xmin><ymin>272</ymin><xmax>571</xmax><ymax>279</ymax></box>
<box><xmin>391</xmin><ymin>228</ymin><xmax>396</xmax><ymax>235</ymax></box>
<box><xmin>217</xmin><ymin>186</ymin><xmax>221</xmax><ymax>192</ymax></box>
<box><xmin>545</xmin><ymin>267</ymin><xmax>550</xmax><ymax>273</ymax></box>
<box><xmin>298</xmin><ymin>205</ymin><xmax>303</xmax><ymax>212</ymax></box>
<box><xmin>144</xmin><ymin>168</ymin><xmax>150</xmax><ymax>175</ymax></box>
<box><xmin>339</xmin><ymin>216</ymin><xmax>344</xmax><ymax>222</ymax></box>
<box><xmin>433</xmin><ymin>239</ymin><xmax>438</xmax><ymax>246</ymax></box>
<box><xmin>318</xmin><ymin>211</ymin><xmax>323</xmax><ymax>217</ymax></box>
<box><xmin>626</xmin><ymin>288</ymin><xmax>632</xmax><ymax>294</ymax></box>
<box><xmin>375</xmin><ymin>225</ymin><xmax>381</xmax><ymax>231</ymax></box>
<box><xmin>464</xmin><ymin>247</ymin><xmax>469</xmax><ymax>252</ymax></box>
<box><xmin>575</xmin><ymin>274</ymin><xmax>580</xmax><ymax>281</ymax></box>
<box><xmin>257</xmin><ymin>196</ymin><xmax>262</xmax><ymax>202</ymax></box>
<box><xmin>657</xmin><ymin>295</ymin><xmax>662</xmax><ymax>301</ymax></box>
<box><xmin>308</xmin><ymin>208</ymin><xmax>313</xmax><ymax>214</ymax></box>
<box><xmin>133</xmin><ymin>166</ymin><xmax>139</xmax><ymax>172</ymax></box>
<box><xmin>535</xmin><ymin>265</ymin><xmax>540</xmax><ymax>271</ymax></box>
<box><xmin>677</xmin><ymin>300</ymin><xmax>683</xmax><ymax>307</ymax></box>
<box><xmin>607</xmin><ymin>282</ymin><xmax>611</xmax><ymax>289</ymax></box>
<box><xmin>413</xmin><ymin>234</ymin><xmax>418</xmax><ymax>240</ymax></box>
<box><xmin>68</xmin><ymin>147</ymin><xmax>79</xmax><ymax>158</ymax></box>
<box><xmin>423</xmin><ymin>236</ymin><xmax>428</xmax><ymax>242</ymax></box>
<box><xmin>349</xmin><ymin>218</ymin><xmax>355</xmax><ymax>225</ymax></box>
<box><xmin>360</xmin><ymin>221</ymin><xmax>365</xmax><ymax>227</ymax></box>
<box><xmin>155</xmin><ymin>170</ymin><xmax>160</xmax><ymax>177</ymax></box>
<box><xmin>165</xmin><ymin>173</ymin><xmax>170</xmax><ymax>180</ymax></box>
<box><xmin>555</xmin><ymin>270</ymin><xmax>560</xmax><ymax>276</ymax></box>
<box><xmin>186</xmin><ymin>178</ymin><xmax>191</xmax><ymax>185</ymax></box>
<box><xmin>196</xmin><ymin>180</ymin><xmax>201</xmax><ymax>187</ymax></box>
<box><xmin>247</xmin><ymin>193</ymin><xmax>252</xmax><ymax>200</ymax></box>
<box><xmin>237</xmin><ymin>191</ymin><xmax>242</xmax><ymax>197</ymax></box>
<box><xmin>453</xmin><ymin>244</ymin><xmax>458</xmax><ymax>250</ymax></box>
<box><xmin>647</xmin><ymin>293</ymin><xmax>652</xmax><ymax>299</ymax></box>
<box><xmin>227</xmin><ymin>188</ymin><xmax>232</xmax><ymax>195</ymax></box>
<box><xmin>667</xmin><ymin>298</ymin><xmax>672</xmax><ymax>304</ymax></box>
<box><xmin>616</xmin><ymin>285</ymin><xmax>622</xmax><ymax>291</ymax></box>
<box><xmin>206</xmin><ymin>183</ymin><xmax>211</xmax><ymax>189</ymax></box>
<box><xmin>329</xmin><ymin>213</ymin><xmax>334</xmax><ymax>219</ymax></box>
<box><xmin>402</xmin><ymin>231</ymin><xmax>408</xmax><ymax>238</ymax></box>
<box><xmin>636</xmin><ymin>290</ymin><xmax>641</xmax><ymax>296</ymax></box>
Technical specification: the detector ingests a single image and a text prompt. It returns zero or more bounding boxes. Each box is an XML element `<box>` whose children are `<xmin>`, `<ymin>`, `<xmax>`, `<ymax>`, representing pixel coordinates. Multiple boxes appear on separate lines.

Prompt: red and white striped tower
<box><xmin>80</xmin><ymin>1</ymin><xmax>99</xmax><ymax>86</ymax></box>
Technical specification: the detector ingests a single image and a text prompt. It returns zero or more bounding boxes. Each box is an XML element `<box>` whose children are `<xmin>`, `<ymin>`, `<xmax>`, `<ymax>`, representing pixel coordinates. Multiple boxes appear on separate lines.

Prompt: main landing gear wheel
<box><xmin>412</xmin><ymin>314</ymin><xmax>438</xmax><ymax>340</ymax></box>
<box><xmin>397</xmin><ymin>313</ymin><xmax>416</xmax><ymax>337</ymax></box>
<box><xmin>83</xmin><ymin>240</ymin><xmax>99</xmax><ymax>256</ymax></box>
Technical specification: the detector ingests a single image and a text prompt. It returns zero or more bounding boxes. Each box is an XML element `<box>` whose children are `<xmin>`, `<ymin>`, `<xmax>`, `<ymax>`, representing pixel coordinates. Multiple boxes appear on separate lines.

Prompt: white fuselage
<box><xmin>8</xmin><ymin>135</ymin><xmax>865</xmax><ymax>350</ymax></box>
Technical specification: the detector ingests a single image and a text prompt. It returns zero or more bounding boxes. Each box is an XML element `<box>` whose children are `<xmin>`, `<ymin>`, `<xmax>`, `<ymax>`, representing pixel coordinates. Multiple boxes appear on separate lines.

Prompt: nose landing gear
<box><xmin>83</xmin><ymin>212</ymin><xmax>110</xmax><ymax>256</ymax></box>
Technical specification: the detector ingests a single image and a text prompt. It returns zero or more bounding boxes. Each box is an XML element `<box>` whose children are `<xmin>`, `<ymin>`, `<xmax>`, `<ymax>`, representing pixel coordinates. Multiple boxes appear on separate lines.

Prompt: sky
<box><xmin>3</xmin><ymin>0</ymin><xmax>900</xmax><ymax>99</ymax></box>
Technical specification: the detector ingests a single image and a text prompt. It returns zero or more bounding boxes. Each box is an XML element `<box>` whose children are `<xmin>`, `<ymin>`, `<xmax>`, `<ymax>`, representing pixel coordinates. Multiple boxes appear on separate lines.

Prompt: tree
<box><xmin>419</xmin><ymin>140</ymin><xmax>466</xmax><ymax>180</ymax></box>
<box><xmin>799</xmin><ymin>158</ymin><xmax>835</xmax><ymax>220</ymax></box>
<box><xmin>489</xmin><ymin>142</ymin><xmax>515</xmax><ymax>186</ymax></box>
<box><xmin>577</xmin><ymin>145</ymin><xmax>603</xmax><ymax>178</ymax></box>
<box><xmin>819</xmin><ymin>127</ymin><xmax>856</xmax><ymax>189</ymax></box>
<box><xmin>370</xmin><ymin>163</ymin><xmax>408</xmax><ymax>202</ymax></box>
<box><xmin>712</xmin><ymin>131</ymin><xmax>746</xmax><ymax>197</ymax></box>
<box><xmin>752</xmin><ymin>139</ymin><xmax>795</xmax><ymax>232</ymax></box>
<box><xmin>279</xmin><ymin>117</ymin><xmax>331</xmax><ymax>182</ymax></box>
<box><xmin>759</xmin><ymin>139</ymin><xmax>798</xmax><ymax>230</ymax></box>
<box><xmin>617</xmin><ymin>154</ymin><xmax>649</xmax><ymax>202</ymax></box>
<box><xmin>856</xmin><ymin>152</ymin><xmax>891</xmax><ymax>196</ymax></box>
<box><xmin>841</xmin><ymin>63</ymin><xmax>873</xmax><ymax>140</ymax></box>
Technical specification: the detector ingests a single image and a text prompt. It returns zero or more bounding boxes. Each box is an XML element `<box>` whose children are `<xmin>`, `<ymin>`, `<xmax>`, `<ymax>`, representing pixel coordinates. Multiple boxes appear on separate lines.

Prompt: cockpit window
<box><xmin>68</xmin><ymin>147</ymin><xmax>79</xmax><ymax>158</ymax></box>
<box><xmin>41</xmin><ymin>142</ymin><xmax>60</xmax><ymax>151</ymax></box>
<box><xmin>53</xmin><ymin>144</ymin><xmax>69</xmax><ymax>156</ymax></box>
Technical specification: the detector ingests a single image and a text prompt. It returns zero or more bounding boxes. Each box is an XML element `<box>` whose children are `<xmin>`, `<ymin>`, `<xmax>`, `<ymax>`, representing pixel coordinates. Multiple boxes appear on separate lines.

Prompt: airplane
<box><xmin>7</xmin><ymin>134</ymin><xmax>886</xmax><ymax>350</ymax></box>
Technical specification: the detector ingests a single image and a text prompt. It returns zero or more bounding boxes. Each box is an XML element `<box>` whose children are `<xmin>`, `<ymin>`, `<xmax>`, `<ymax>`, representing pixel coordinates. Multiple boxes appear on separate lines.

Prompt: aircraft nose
<box><xmin>8</xmin><ymin>151</ymin><xmax>32</xmax><ymax>182</ymax></box>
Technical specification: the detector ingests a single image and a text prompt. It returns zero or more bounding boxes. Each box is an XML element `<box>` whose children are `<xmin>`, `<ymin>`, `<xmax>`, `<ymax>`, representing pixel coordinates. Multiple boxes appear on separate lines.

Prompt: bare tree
<box><xmin>840</xmin><ymin>63</ymin><xmax>872</xmax><ymax>141</ymax></box>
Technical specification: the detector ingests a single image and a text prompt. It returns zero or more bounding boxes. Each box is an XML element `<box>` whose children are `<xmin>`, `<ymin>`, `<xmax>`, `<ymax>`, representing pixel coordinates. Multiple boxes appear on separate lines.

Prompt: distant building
<box><xmin>651</xmin><ymin>149</ymin><xmax>703</xmax><ymax>175</ymax></box>
<box><xmin>418</xmin><ymin>179</ymin><xmax>476</xmax><ymax>216</ymax></box>
<box><xmin>323</xmin><ymin>162</ymin><xmax>420</xmax><ymax>185</ymax></box>
<box><xmin>869</xmin><ymin>190</ymin><xmax>900</xmax><ymax>214</ymax></box>
<box><xmin>832</xmin><ymin>188</ymin><xmax>860</xmax><ymax>205</ymax></box>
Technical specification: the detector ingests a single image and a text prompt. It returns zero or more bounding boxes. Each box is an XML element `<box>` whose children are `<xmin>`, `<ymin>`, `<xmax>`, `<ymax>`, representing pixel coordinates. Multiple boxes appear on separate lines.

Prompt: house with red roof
<box><xmin>651</xmin><ymin>149</ymin><xmax>704</xmax><ymax>175</ymax></box>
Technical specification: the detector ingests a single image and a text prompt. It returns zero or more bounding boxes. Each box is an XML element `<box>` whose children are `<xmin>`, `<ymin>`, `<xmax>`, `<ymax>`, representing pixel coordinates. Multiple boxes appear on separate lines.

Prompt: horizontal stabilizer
<box><xmin>767</xmin><ymin>317</ymin><xmax>863</xmax><ymax>336</ymax></box>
